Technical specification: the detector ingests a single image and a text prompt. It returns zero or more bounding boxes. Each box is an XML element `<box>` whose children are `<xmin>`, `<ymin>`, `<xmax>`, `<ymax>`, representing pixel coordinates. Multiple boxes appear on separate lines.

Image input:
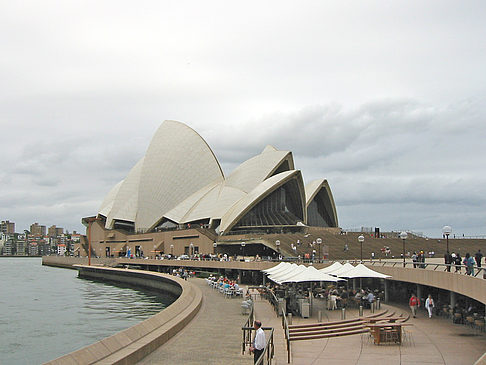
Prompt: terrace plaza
<box><xmin>49</xmin><ymin>121</ymin><xmax>486</xmax><ymax>364</ymax></box>
<box><xmin>44</xmin><ymin>255</ymin><xmax>486</xmax><ymax>364</ymax></box>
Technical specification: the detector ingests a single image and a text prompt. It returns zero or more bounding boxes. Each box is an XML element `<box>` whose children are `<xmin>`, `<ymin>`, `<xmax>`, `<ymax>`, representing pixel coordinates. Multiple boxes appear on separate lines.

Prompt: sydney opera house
<box><xmin>81</xmin><ymin>121</ymin><xmax>339</xmax><ymax>258</ymax></box>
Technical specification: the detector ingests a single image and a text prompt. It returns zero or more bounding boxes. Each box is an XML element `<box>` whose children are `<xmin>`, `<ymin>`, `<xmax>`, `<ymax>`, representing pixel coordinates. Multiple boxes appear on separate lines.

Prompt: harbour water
<box><xmin>0</xmin><ymin>258</ymin><xmax>175</xmax><ymax>364</ymax></box>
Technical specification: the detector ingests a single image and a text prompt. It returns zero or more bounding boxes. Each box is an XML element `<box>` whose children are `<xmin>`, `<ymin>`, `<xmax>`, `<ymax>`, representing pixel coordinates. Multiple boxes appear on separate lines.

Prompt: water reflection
<box><xmin>0</xmin><ymin>258</ymin><xmax>175</xmax><ymax>365</ymax></box>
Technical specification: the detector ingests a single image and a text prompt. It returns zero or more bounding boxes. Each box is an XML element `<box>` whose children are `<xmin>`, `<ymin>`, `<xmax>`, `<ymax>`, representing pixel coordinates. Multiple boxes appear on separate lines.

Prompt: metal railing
<box><xmin>241</xmin><ymin>326</ymin><xmax>274</xmax><ymax>364</ymax></box>
<box><xmin>256</xmin><ymin>286</ymin><xmax>292</xmax><ymax>363</ymax></box>
<box><xmin>281</xmin><ymin>310</ymin><xmax>291</xmax><ymax>363</ymax></box>
<box><xmin>241</xmin><ymin>304</ymin><xmax>255</xmax><ymax>354</ymax></box>
<box><xmin>363</xmin><ymin>260</ymin><xmax>486</xmax><ymax>278</ymax></box>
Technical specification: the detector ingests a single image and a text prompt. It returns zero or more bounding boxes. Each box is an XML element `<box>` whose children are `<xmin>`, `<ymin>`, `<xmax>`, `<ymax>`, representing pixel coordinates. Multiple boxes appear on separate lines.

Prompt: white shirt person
<box><xmin>425</xmin><ymin>295</ymin><xmax>435</xmax><ymax>318</ymax></box>
<box><xmin>250</xmin><ymin>320</ymin><xmax>266</xmax><ymax>363</ymax></box>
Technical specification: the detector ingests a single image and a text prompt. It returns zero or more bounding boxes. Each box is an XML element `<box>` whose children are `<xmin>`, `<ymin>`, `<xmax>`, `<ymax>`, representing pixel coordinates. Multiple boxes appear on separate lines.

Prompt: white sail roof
<box><xmin>220</xmin><ymin>170</ymin><xmax>304</xmax><ymax>234</ymax></box>
<box><xmin>98</xmin><ymin>180</ymin><xmax>123</xmax><ymax>218</ymax></box>
<box><xmin>135</xmin><ymin>121</ymin><xmax>224</xmax><ymax>230</ymax></box>
<box><xmin>105</xmin><ymin>157</ymin><xmax>144</xmax><ymax>228</ymax></box>
<box><xmin>95</xmin><ymin>121</ymin><xmax>338</xmax><ymax>237</ymax></box>
<box><xmin>225</xmin><ymin>147</ymin><xmax>294</xmax><ymax>193</ymax></box>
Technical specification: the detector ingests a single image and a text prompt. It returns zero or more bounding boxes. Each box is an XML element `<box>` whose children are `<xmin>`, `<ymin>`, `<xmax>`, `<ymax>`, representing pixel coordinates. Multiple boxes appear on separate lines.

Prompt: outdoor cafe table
<box><xmin>367</xmin><ymin>323</ymin><xmax>413</xmax><ymax>345</ymax></box>
<box><xmin>365</xmin><ymin>317</ymin><xmax>407</xmax><ymax>324</ymax></box>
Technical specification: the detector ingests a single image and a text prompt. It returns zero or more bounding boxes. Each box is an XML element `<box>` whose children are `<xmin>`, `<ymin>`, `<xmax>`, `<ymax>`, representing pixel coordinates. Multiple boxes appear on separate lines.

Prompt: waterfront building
<box><xmin>80</xmin><ymin>121</ymin><xmax>339</xmax><ymax>259</ymax></box>
<box><xmin>57</xmin><ymin>244</ymin><xmax>66</xmax><ymax>256</ymax></box>
<box><xmin>28</xmin><ymin>242</ymin><xmax>39</xmax><ymax>256</ymax></box>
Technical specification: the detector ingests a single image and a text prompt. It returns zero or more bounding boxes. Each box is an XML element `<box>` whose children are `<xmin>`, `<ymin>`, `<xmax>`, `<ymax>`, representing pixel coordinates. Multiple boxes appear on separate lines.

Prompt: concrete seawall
<box><xmin>44</xmin><ymin>266</ymin><xmax>202</xmax><ymax>365</ymax></box>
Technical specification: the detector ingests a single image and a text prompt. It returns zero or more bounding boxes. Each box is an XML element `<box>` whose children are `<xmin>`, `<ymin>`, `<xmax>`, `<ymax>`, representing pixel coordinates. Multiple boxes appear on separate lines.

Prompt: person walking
<box><xmin>463</xmin><ymin>253</ymin><xmax>475</xmax><ymax>275</ymax></box>
<box><xmin>409</xmin><ymin>293</ymin><xmax>420</xmax><ymax>318</ymax></box>
<box><xmin>455</xmin><ymin>252</ymin><xmax>462</xmax><ymax>273</ymax></box>
<box><xmin>475</xmin><ymin>249</ymin><xmax>483</xmax><ymax>268</ymax></box>
<box><xmin>425</xmin><ymin>294</ymin><xmax>435</xmax><ymax>318</ymax></box>
<box><xmin>250</xmin><ymin>320</ymin><xmax>265</xmax><ymax>364</ymax></box>
<box><xmin>444</xmin><ymin>251</ymin><xmax>452</xmax><ymax>272</ymax></box>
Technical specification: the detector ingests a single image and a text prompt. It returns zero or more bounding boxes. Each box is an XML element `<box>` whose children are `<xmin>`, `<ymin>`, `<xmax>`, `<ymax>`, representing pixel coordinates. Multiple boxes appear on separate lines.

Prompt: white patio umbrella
<box><xmin>319</xmin><ymin>261</ymin><xmax>343</xmax><ymax>274</ymax></box>
<box><xmin>268</xmin><ymin>265</ymin><xmax>308</xmax><ymax>284</ymax></box>
<box><xmin>339</xmin><ymin>264</ymin><xmax>392</xmax><ymax>279</ymax></box>
<box><xmin>282</xmin><ymin>266</ymin><xmax>344</xmax><ymax>283</ymax></box>
<box><xmin>266</xmin><ymin>263</ymin><xmax>299</xmax><ymax>278</ymax></box>
<box><xmin>329</xmin><ymin>263</ymin><xmax>355</xmax><ymax>277</ymax></box>
<box><xmin>262</xmin><ymin>262</ymin><xmax>291</xmax><ymax>274</ymax></box>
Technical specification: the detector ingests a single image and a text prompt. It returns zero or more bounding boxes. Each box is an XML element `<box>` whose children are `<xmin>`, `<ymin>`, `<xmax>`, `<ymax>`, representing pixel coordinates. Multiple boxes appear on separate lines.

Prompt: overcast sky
<box><xmin>1</xmin><ymin>1</ymin><xmax>485</xmax><ymax>238</ymax></box>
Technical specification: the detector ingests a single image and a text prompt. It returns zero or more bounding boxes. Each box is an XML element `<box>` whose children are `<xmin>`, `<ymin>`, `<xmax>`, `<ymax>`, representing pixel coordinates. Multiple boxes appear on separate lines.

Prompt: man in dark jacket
<box><xmin>475</xmin><ymin>249</ymin><xmax>483</xmax><ymax>268</ymax></box>
<box><xmin>444</xmin><ymin>251</ymin><xmax>452</xmax><ymax>272</ymax></box>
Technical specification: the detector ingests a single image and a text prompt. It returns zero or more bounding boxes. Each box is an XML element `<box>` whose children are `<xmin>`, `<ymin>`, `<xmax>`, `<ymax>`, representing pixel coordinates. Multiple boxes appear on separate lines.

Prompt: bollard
<box><xmin>377</xmin><ymin>298</ymin><xmax>381</xmax><ymax>310</ymax></box>
<box><xmin>318</xmin><ymin>310</ymin><xmax>322</xmax><ymax>323</ymax></box>
<box><xmin>341</xmin><ymin>308</ymin><xmax>346</xmax><ymax>320</ymax></box>
<box><xmin>371</xmin><ymin>302</ymin><xmax>375</xmax><ymax>313</ymax></box>
<box><xmin>359</xmin><ymin>305</ymin><xmax>363</xmax><ymax>317</ymax></box>
<box><xmin>288</xmin><ymin>313</ymin><xmax>292</xmax><ymax>325</ymax></box>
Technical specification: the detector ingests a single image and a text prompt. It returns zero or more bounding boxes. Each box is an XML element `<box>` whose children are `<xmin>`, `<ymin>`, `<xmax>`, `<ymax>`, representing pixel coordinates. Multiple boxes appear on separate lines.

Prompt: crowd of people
<box><xmin>443</xmin><ymin>249</ymin><xmax>483</xmax><ymax>275</ymax></box>
<box><xmin>206</xmin><ymin>274</ymin><xmax>242</xmax><ymax>294</ymax></box>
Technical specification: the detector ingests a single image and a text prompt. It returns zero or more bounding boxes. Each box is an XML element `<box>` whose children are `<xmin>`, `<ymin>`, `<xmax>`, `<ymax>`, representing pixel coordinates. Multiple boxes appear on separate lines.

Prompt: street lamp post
<box><xmin>213</xmin><ymin>242</ymin><xmax>217</xmax><ymax>255</ymax></box>
<box><xmin>190</xmin><ymin>242</ymin><xmax>194</xmax><ymax>257</ymax></box>
<box><xmin>316</xmin><ymin>238</ymin><xmax>322</xmax><ymax>262</ymax></box>
<box><xmin>275</xmin><ymin>240</ymin><xmax>280</xmax><ymax>259</ymax></box>
<box><xmin>442</xmin><ymin>225</ymin><xmax>452</xmax><ymax>254</ymax></box>
<box><xmin>400</xmin><ymin>231</ymin><xmax>408</xmax><ymax>267</ymax></box>
<box><xmin>241</xmin><ymin>241</ymin><xmax>246</xmax><ymax>258</ymax></box>
<box><xmin>170</xmin><ymin>244</ymin><xmax>174</xmax><ymax>256</ymax></box>
<box><xmin>358</xmin><ymin>235</ymin><xmax>364</xmax><ymax>262</ymax></box>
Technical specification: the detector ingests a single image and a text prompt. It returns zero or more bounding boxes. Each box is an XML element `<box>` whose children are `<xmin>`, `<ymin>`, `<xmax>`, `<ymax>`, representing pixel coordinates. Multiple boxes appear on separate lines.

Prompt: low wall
<box><xmin>44</xmin><ymin>266</ymin><xmax>202</xmax><ymax>365</ymax></box>
<box><xmin>368</xmin><ymin>265</ymin><xmax>486</xmax><ymax>305</ymax></box>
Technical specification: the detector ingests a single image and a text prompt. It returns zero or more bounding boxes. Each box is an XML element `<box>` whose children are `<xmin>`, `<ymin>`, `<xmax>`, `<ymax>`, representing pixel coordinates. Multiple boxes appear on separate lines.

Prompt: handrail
<box><xmin>253</xmin><ymin>285</ymin><xmax>291</xmax><ymax>363</ymax></box>
<box><xmin>363</xmin><ymin>259</ymin><xmax>485</xmax><ymax>277</ymax></box>
<box><xmin>241</xmin><ymin>304</ymin><xmax>255</xmax><ymax>354</ymax></box>
<box><xmin>281</xmin><ymin>310</ymin><xmax>291</xmax><ymax>363</ymax></box>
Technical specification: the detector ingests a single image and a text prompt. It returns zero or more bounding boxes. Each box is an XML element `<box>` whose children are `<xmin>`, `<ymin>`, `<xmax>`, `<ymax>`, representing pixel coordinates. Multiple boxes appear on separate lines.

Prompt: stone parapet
<box><xmin>44</xmin><ymin>266</ymin><xmax>202</xmax><ymax>365</ymax></box>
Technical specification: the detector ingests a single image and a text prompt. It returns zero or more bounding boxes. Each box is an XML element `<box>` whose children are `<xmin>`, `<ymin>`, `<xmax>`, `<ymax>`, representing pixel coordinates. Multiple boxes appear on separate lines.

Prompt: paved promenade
<box><xmin>137</xmin><ymin>278</ymin><xmax>251</xmax><ymax>365</ymax></box>
<box><xmin>253</xmin><ymin>298</ymin><xmax>486</xmax><ymax>364</ymax></box>
<box><xmin>135</xmin><ymin>278</ymin><xmax>486</xmax><ymax>364</ymax></box>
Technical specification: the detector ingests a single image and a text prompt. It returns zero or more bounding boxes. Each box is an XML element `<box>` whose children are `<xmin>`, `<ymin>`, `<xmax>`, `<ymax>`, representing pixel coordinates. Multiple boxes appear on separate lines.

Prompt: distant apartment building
<box><xmin>1</xmin><ymin>220</ymin><xmax>15</xmax><ymax>234</ymax></box>
<box><xmin>3</xmin><ymin>239</ymin><xmax>14</xmax><ymax>255</ymax></box>
<box><xmin>48</xmin><ymin>225</ymin><xmax>64</xmax><ymax>237</ymax></box>
<box><xmin>57</xmin><ymin>244</ymin><xmax>66</xmax><ymax>256</ymax></box>
<box><xmin>28</xmin><ymin>242</ymin><xmax>39</xmax><ymax>256</ymax></box>
<box><xmin>15</xmin><ymin>233</ymin><xmax>26</xmax><ymax>256</ymax></box>
<box><xmin>30</xmin><ymin>223</ymin><xmax>46</xmax><ymax>236</ymax></box>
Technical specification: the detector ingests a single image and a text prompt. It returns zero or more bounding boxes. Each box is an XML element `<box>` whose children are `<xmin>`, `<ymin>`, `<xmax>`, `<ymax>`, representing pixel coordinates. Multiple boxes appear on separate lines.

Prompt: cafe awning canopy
<box><xmin>281</xmin><ymin>266</ymin><xmax>344</xmax><ymax>283</ymax></box>
<box><xmin>262</xmin><ymin>262</ymin><xmax>291</xmax><ymax>274</ymax></box>
<box><xmin>268</xmin><ymin>264</ymin><xmax>308</xmax><ymax>284</ymax></box>
<box><xmin>339</xmin><ymin>264</ymin><xmax>392</xmax><ymax>279</ymax></box>
<box><xmin>319</xmin><ymin>261</ymin><xmax>343</xmax><ymax>274</ymax></box>
<box><xmin>329</xmin><ymin>263</ymin><xmax>355</xmax><ymax>277</ymax></box>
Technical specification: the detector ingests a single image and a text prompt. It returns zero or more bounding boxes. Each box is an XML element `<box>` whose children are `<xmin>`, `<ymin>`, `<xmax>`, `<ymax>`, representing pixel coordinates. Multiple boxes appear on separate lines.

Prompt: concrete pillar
<box><xmin>238</xmin><ymin>269</ymin><xmax>243</xmax><ymax>284</ymax></box>
<box><xmin>262</xmin><ymin>272</ymin><xmax>266</xmax><ymax>286</ymax></box>
<box><xmin>384</xmin><ymin>280</ymin><xmax>389</xmax><ymax>303</ymax></box>
<box><xmin>450</xmin><ymin>291</ymin><xmax>456</xmax><ymax>309</ymax></box>
<box><xmin>417</xmin><ymin>284</ymin><xmax>423</xmax><ymax>302</ymax></box>
<box><xmin>353</xmin><ymin>278</ymin><xmax>357</xmax><ymax>291</ymax></box>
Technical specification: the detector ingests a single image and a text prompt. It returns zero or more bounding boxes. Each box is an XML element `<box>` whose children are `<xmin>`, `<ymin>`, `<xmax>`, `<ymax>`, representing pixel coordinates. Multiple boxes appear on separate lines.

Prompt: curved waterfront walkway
<box><xmin>137</xmin><ymin>278</ymin><xmax>251</xmax><ymax>365</ymax></box>
<box><xmin>253</xmin><ymin>298</ymin><xmax>486</xmax><ymax>364</ymax></box>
